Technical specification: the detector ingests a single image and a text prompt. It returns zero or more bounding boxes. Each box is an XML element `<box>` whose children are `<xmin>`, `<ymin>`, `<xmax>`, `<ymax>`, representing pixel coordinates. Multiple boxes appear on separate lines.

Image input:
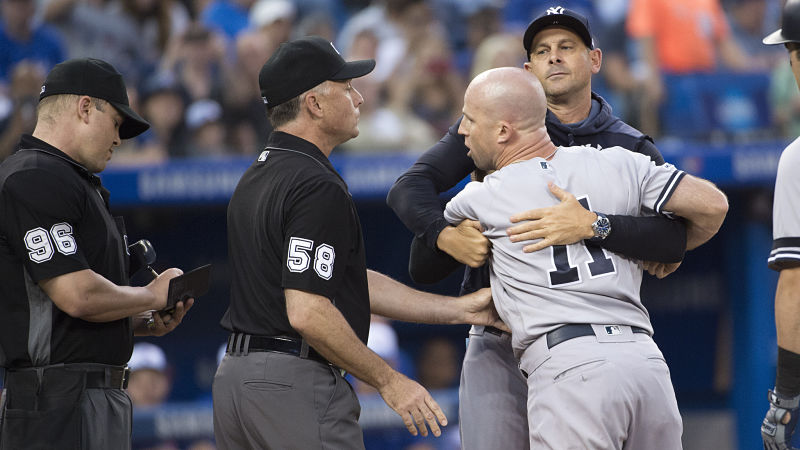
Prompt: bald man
<box><xmin>444</xmin><ymin>67</ymin><xmax>728</xmax><ymax>448</ymax></box>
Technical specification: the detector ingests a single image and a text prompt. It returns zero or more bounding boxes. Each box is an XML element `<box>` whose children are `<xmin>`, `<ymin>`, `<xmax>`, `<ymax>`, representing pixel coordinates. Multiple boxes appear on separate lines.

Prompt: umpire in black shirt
<box><xmin>213</xmin><ymin>36</ymin><xmax>505</xmax><ymax>449</ymax></box>
<box><xmin>0</xmin><ymin>58</ymin><xmax>192</xmax><ymax>449</ymax></box>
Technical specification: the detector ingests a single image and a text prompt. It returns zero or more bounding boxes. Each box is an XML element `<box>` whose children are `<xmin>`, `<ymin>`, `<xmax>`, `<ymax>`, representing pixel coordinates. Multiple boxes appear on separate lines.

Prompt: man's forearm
<box><xmin>776</xmin><ymin>268</ymin><xmax>800</xmax><ymax>352</ymax></box>
<box><xmin>367</xmin><ymin>270</ymin><xmax>468</xmax><ymax>324</ymax></box>
<box><xmin>40</xmin><ymin>269</ymin><xmax>163</xmax><ymax>322</ymax></box>
<box><xmin>285</xmin><ymin>289</ymin><xmax>395</xmax><ymax>389</ymax></box>
<box><xmin>663</xmin><ymin>175</ymin><xmax>729</xmax><ymax>250</ymax></box>
<box><xmin>407</xmin><ymin>235</ymin><xmax>462</xmax><ymax>284</ymax></box>
<box><xmin>602</xmin><ymin>215</ymin><xmax>686</xmax><ymax>263</ymax></box>
<box><xmin>387</xmin><ymin>124</ymin><xmax>475</xmax><ymax>248</ymax></box>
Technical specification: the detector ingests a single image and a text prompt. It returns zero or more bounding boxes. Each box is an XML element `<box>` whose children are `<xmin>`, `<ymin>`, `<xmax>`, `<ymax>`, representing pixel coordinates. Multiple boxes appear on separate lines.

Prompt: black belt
<box><xmin>7</xmin><ymin>364</ymin><xmax>129</xmax><ymax>389</ymax></box>
<box><xmin>546</xmin><ymin>324</ymin><xmax>649</xmax><ymax>349</ymax></box>
<box><xmin>484</xmin><ymin>326</ymin><xmax>507</xmax><ymax>336</ymax></box>
<box><xmin>227</xmin><ymin>334</ymin><xmax>329</xmax><ymax>366</ymax></box>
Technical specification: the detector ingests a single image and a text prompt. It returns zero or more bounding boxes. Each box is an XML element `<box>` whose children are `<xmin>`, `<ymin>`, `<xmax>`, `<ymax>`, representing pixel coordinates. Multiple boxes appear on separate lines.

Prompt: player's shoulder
<box><xmin>0</xmin><ymin>150</ymin><xmax>82</xmax><ymax>196</ymax></box>
<box><xmin>780</xmin><ymin>136</ymin><xmax>800</xmax><ymax>164</ymax></box>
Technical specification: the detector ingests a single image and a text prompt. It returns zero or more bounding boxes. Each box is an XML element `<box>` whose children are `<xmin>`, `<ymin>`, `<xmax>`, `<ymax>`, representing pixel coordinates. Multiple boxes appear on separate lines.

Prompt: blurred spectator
<box><xmin>0</xmin><ymin>62</ymin><xmax>46</xmax><ymax>160</ymax></box>
<box><xmin>130</xmin><ymin>72</ymin><xmax>189</xmax><ymax>161</ymax></box>
<box><xmin>342</xmin><ymin>29</ymin><xmax>438</xmax><ymax>154</ymax></box>
<box><xmin>0</xmin><ymin>0</ymin><xmax>65</xmax><ymax>83</ymax></box>
<box><xmin>469</xmin><ymin>32</ymin><xmax>526</xmax><ymax>80</ymax></box>
<box><xmin>161</xmin><ymin>24</ymin><xmax>227</xmax><ymax>102</ymax></box>
<box><xmin>726</xmin><ymin>0</ymin><xmax>784</xmax><ymax>69</ymax></box>
<box><xmin>627</xmin><ymin>0</ymin><xmax>751</xmax><ymax>135</ymax></box>
<box><xmin>41</xmin><ymin>0</ymin><xmax>146</xmax><ymax>82</ymax></box>
<box><xmin>593</xmin><ymin>0</ymin><xmax>643</xmax><ymax>127</ymax></box>
<box><xmin>452</xmin><ymin>1</ymin><xmax>503</xmax><ymax>77</ymax></box>
<box><xmin>109</xmin><ymin>0</ymin><xmax>191</xmax><ymax>73</ymax></box>
<box><xmin>406</xmin><ymin>32</ymin><xmax>465</xmax><ymax>136</ymax></box>
<box><xmin>185</xmin><ymin>99</ymin><xmax>231</xmax><ymax>156</ymax></box>
<box><xmin>200</xmin><ymin>0</ymin><xmax>256</xmax><ymax>39</ymax></box>
<box><xmin>219</xmin><ymin>23</ymin><xmax>275</xmax><ymax>156</ymax></box>
<box><xmin>415</xmin><ymin>337</ymin><xmax>459</xmax><ymax>391</ymax></box>
<box><xmin>248</xmin><ymin>0</ymin><xmax>295</xmax><ymax>44</ymax></box>
<box><xmin>769</xmin><ymin>60</ymin><xmax>800</xmax><ymax>139</ymax></box>
<box><xmin>293</xmin><ymin>10</ymin><xmax>337</xmax><ymax>42</ymax></box>
<box><xmin>338</xmin><ymin>0</ymin><xmax>428</xmax><ymax>83</ymax></box>
<box><xmin>127</xmin><ymin>342</ymin><xmax>172</xmax><ymax>407</ymax></box>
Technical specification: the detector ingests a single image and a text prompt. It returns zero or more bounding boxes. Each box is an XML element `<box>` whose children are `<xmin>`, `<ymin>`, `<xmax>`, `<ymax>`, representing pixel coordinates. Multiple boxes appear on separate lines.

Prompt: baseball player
<box><xmin>760</xmin><ymin>1</ymin><xmax>800</xmax><ymax>448</ymax></box>
<box><xmin>388</xmin><ymin>7</ymin><xmax>688</xmax><ymax>448</ymax></box>
<box><xmin>444</xmin><ymin>67</ymin><xmax>728</xmax><ymax>448</ymax></box>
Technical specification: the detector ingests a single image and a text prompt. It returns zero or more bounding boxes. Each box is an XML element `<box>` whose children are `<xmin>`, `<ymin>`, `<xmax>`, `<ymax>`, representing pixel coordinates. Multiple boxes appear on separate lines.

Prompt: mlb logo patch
<box><xmin>604</xmin><ymin>325</ymin><xmax>622</xmax><ymax>335</ymax></box>
<box><xmin>540</xmin><ymin>161</ymin><xmax>549</xmax><ymax>169</ymax></box>
<box><xmin>258</xmin><ymin>150</ymin><xmax>270</xmax><ymax>162</ymax></box>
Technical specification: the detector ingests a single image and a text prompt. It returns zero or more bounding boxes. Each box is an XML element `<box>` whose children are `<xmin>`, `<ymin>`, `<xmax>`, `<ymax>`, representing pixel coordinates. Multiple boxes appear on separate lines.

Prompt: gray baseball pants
<box><xmin>213</xmin><ymin>351</ymin><xmax>363</xmax><ymax>450</ymax></box>
<box><xmin>459</xmin><ymin>326</ymin><xmax>530</xmax><ymax>450</ymax></box>
<box><xmin>520</xmin><ymin>326</ymin><xmax>683</xmax><ymax>449</ymax></box>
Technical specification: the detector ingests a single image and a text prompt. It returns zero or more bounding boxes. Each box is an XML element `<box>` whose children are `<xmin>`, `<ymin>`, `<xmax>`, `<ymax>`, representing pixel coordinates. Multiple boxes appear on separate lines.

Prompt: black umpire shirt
<box><xmin>0</xmin><ymin>135</ymin><xmax>132</xmax><ymax>368</ymax></box>
<box><xmin>221</xmin><ymin>131</ymin><xmax>370</xmax><ymax>345</ymax></box>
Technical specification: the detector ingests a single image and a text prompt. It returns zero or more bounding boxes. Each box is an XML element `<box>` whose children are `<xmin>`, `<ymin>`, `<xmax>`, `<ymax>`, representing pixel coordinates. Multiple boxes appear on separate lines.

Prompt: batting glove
<box><xmin>763</xmin><ymin>389</ymin><xmax>800</xmax><ymax>450</ymax></box>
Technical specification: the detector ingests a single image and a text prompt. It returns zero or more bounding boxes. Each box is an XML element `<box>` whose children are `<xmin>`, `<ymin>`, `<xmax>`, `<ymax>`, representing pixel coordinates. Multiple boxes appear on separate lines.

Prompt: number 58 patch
<box><xmin>287</xmin><ymin>237</ymin><xmax>335</xmax><ymax>280</ymax></box>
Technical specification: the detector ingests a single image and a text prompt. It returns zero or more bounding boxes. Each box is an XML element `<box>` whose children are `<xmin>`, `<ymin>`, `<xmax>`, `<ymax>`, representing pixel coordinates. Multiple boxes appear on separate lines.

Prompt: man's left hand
<box><xmin>461</xmin><ymin>287</ymin><xmax>509</xmax><ymax>332</ymax></box>
<box><xmin>642</xmin><ymin>261</ymin><xmax>682</xmax><ymax>279</ymax></box>
<box><xmin>507</xmin><ymin>183</ymin><xmax>596</xmax><ymax>253</ymax></box>
<box><xmin>134</xmin><ymin>298</ymin><xmax>194</xmax><ymax>337</ymax></box>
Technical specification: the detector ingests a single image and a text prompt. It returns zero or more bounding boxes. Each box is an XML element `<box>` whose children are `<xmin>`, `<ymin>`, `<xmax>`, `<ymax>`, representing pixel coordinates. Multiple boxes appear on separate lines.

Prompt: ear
<box><xmin>303</xmin><ymin>90</ymin><xmax>324</xmax><ymax>119</ymax></box>
<box><xmin>77</xmin><ymin>96</ymin><xmax>93</xmax><ymax>124</ymax></box>
<box><xmin>589</xmin><ymin>48</ymin><xmax>602</xmax><ymax>75</ymax></box>
<box><xmin>497</xmin><ymin>121</ymin><xmax>512</xmax><ymax>144</ymax></box>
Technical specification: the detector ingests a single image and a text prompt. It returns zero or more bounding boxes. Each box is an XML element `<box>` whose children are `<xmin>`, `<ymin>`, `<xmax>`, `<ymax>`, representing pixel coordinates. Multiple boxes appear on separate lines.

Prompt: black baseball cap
<box><xmin>40</xmin><ymin>58</ymin><xmax>150</xmax><ymax>139</ymax></box>
<box><xmin>763</xmin><ymin>0</ymin><xmax>800</xmax><ymax>45</ymax></box>
<box><xmin>259</xmin><ymin>35</ymin><xmax>375</xmax><ymax>108</ymax></box>
<box><xmin>523</xmin><ymin>6</ymin><xmax>594</xmax><ymax>54</ymax></box>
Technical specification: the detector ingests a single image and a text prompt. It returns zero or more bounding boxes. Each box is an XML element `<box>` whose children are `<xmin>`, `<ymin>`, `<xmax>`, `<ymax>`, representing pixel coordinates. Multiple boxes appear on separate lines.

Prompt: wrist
<box><xmin>436</xmin><ymin>225</ymin><xmax>455</xmax><ymax>252</ymax></box>
<box><xmin>588</xmin><ymin>212</ymin><xmax>612</xmax><ymax>242</ymax></box>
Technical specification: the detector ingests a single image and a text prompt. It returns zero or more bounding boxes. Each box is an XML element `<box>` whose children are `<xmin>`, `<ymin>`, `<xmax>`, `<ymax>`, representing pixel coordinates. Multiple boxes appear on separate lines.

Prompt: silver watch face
<box><xmin>592</xmin><ymin>215</ymin><xmax>611</xmax><ymax>239</ymax></box>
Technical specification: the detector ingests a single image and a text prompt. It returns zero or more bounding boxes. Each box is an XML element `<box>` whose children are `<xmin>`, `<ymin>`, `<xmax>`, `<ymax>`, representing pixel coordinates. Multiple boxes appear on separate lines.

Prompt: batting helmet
<box><xmin>764</xmin><ymin>0</ymin><xmax>800</xmax><ymax>45</ymax></box>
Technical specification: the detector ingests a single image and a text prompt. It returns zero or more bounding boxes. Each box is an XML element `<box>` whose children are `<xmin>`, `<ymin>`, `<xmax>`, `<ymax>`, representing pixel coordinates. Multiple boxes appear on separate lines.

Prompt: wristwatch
<box><xmin>589</xmin><ymin>212</ymin><xmax>611</xmax><ymax>242</ymax></box>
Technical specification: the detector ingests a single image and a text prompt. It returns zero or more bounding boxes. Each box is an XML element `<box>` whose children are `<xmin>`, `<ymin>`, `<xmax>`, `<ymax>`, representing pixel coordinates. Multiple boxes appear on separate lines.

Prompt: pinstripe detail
<box><xmin>654</xmin><ymin>171</ymin><xmax>686</xmax><ymax>214</ymax></box>
<box><xmin>768</xmin><ymin>238</ymin><xmax>800</xmax><ymax>270</ymax></box>
<box><xmin>23</xmin><ymin>268</ymin><xmax>52</xmax><ymax>366</ymax></box>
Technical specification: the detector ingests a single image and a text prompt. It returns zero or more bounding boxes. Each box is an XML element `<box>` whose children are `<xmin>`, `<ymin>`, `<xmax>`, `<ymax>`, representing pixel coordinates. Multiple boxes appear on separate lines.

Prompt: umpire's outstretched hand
<box><xmin>378</xmin><ymin>371</ymin><xmax>448</xmax><ymax>437</ymax></box>
<box><xmin>460</xmin><ymin>287</ymin><xmax>509</xmax><ymax>333</ymax></box>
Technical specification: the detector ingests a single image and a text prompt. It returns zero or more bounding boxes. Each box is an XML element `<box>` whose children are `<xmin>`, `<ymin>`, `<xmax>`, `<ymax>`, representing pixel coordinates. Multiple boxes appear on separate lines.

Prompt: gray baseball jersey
<box><xmin>444</xmin><ymin>145</ymin><xmax>684</xmax><ymax>355</ymax></box>
<box><xmin>769</xmin><ymin>136</ymin><xmax>800</xmax><ymax>270</ymax></box>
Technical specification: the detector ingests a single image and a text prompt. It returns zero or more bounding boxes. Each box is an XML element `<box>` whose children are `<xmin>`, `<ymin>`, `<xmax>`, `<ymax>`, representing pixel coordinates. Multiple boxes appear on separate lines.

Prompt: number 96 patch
<box><xmin>24</xmin><ymin>222</ymin><xmax>77</xmax><ymax>263</ymax></box>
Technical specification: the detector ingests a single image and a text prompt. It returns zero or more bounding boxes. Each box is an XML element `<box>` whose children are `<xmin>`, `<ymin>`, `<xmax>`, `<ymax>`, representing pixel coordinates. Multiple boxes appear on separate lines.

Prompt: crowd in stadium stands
<box><xmin>0</xmin><ymin>0</ymin><xmax>797</xmax><ymax>163</ymax></box>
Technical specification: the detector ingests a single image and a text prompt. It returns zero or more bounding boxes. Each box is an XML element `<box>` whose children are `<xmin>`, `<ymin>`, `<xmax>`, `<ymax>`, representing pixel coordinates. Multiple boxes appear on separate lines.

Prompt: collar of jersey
<box><xmin>264</xmin><ymin>131</ymin><xmax>337</xmax><ymax>174</ymax></box>
<box><xmin>18</xmin><ymin>134</ymin><xmax>95</xmax><ymax>181</ymax></box>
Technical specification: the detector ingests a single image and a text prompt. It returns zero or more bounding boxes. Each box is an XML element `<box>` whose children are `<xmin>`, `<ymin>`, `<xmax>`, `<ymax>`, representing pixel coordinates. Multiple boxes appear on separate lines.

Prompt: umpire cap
<box><xmin>40</xmin><ymin>58</ymin><xmax>150</xmax><ymax>139</ymax></box>
<box><xmin>258</xmin><ymin>35</ymin><xmax>375</xmax><ymax>108</ymax></box>
<box><xmin>763</xmin><ymin>0</ymin><xmax>800</xmax><ymax>45</ymax></box>
<box><xmin>523</xmin><ymin>6</ymin><xmax>594</xmax><ymax>54</ymax></box>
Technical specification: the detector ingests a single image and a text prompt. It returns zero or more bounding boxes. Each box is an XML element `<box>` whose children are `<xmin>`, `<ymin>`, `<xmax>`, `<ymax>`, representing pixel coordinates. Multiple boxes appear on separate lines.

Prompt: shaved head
<box><xmin>459</xmin><ymin>67</ymin><xmax>557</xmax><ymax>170</ymax></box>
<box><xmin>465</xmin><ymin>67</ymin><xmax>548</xmax><ymax>132</ymax></box>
